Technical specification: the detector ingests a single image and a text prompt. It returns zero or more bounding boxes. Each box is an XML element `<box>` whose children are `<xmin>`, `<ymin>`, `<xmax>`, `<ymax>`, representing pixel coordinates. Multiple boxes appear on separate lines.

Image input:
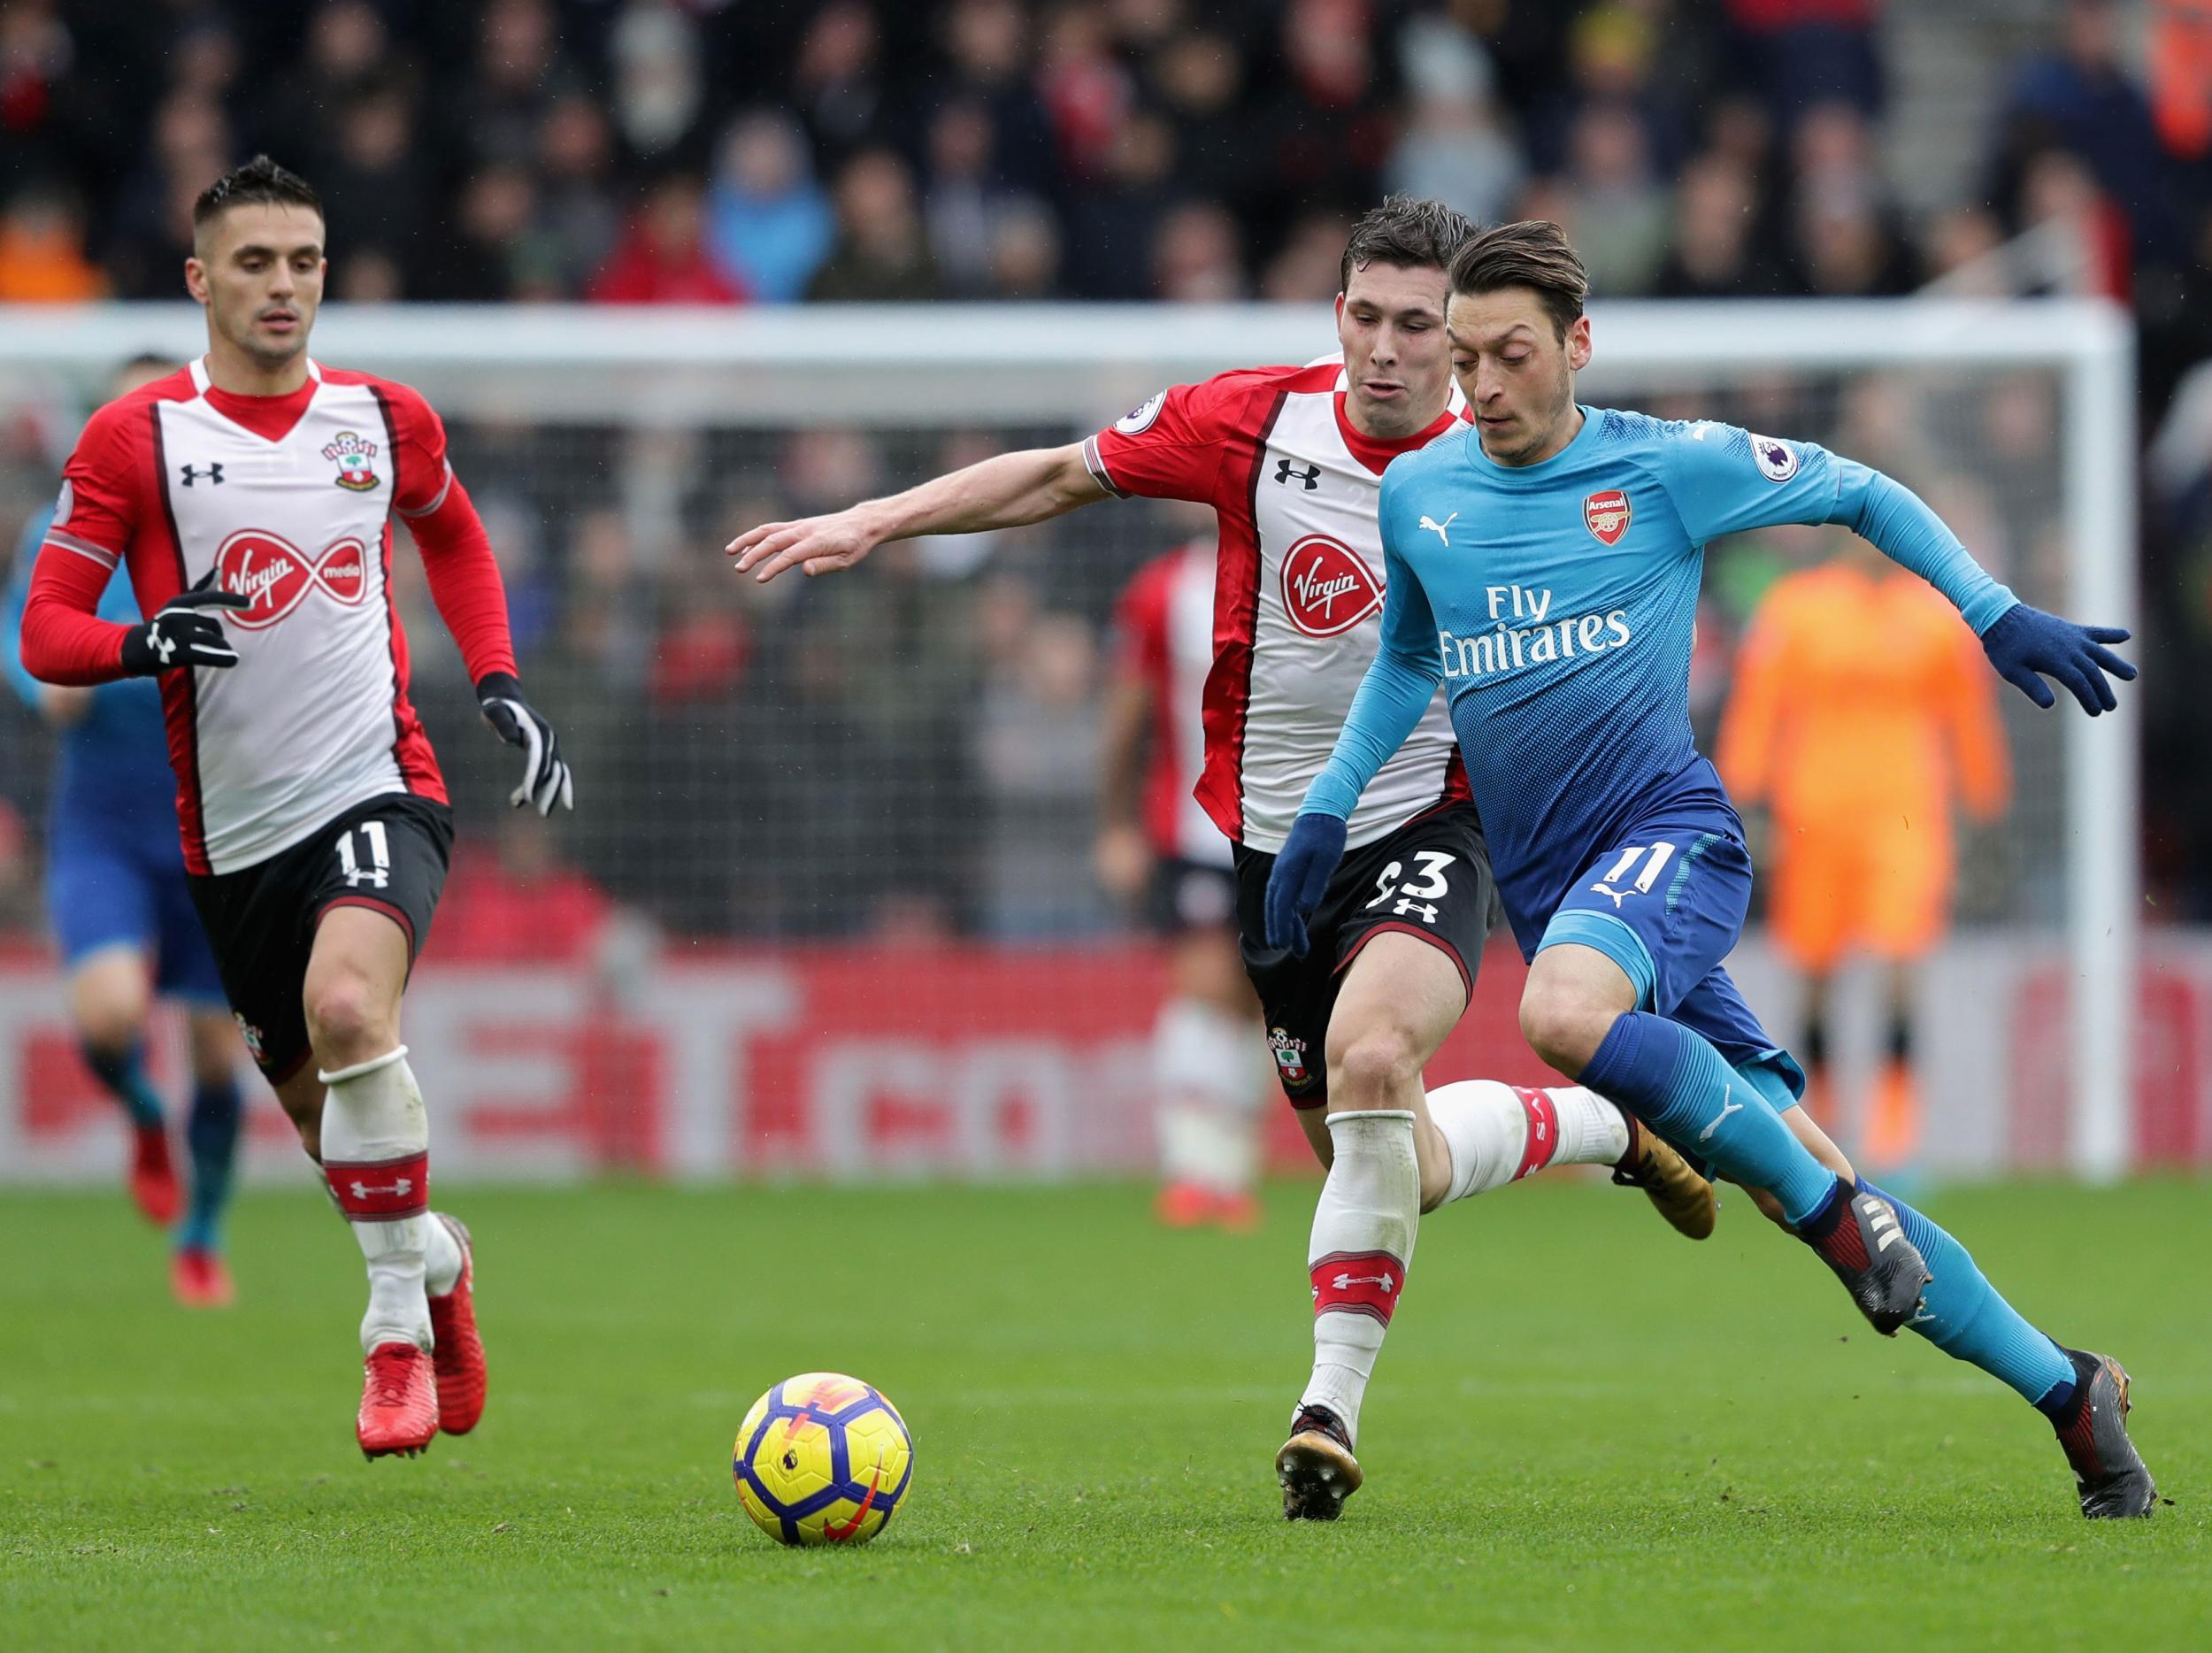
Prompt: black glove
<box><xmin>119</xmin><ymin>569</ymin><xmax>250</xmax><ymax>675</ymax></box>
<box><xmin>1264</xmin><ymin>812</ymin><xmax>1349</xmax><ymax>958</ymax></box>
<box><xmin>476</xmin><ymin>672</ymin><xmax>574</xmax><ymax>816</ymax></box>
<box><xmin>1978</xmin><ymin>602</ymin><xmax>2137</xmax><ymax>716</ymax></box>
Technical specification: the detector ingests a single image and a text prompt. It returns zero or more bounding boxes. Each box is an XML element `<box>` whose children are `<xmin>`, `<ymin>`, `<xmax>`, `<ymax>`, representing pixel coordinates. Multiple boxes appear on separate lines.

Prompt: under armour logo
<box><xmin>180</xmin><ymin>463</ymin><xmax>224</xmax><ymax>487</ymax></box>
<box><xmin>1274</xmin><ymin>458</ymin><xmax>1320</xmax><ymax>490</ymax></box>
<box><xmin>1419</xmin><ymin>511</ymin><xmax>1457</xmax><ymax>546</ymax></box>
<box><xmin>150</xmin><ymin>628</ymin><xmax>177</xmax><ymax>665</ymax></box>
<box><xmin>349</xmin><ymin>1177</ymin><xmax>413</xmax><ymax>1200</ymax></box>
<box><xmin>1391</xmin><ymin>897</ymin><xmax>1439</xmax><ymax>923</ymax></box>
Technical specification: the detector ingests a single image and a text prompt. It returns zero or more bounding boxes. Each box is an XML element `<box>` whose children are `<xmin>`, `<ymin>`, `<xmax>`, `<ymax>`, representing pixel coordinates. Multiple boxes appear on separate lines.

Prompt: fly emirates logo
<box><xmin>1437</xmin><ymin>584</ymin><xmax>1631</xmax><ymax>680</ymax></box>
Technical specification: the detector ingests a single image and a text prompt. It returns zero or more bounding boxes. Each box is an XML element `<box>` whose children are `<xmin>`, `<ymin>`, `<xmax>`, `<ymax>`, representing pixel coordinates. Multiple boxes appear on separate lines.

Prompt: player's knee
<box><xmin>303</xmin><ymin>972</ymin><xmax>394</xmax><ymax>1065</ymax></box>
<box><xmin>76</xmin><ymin>1003</ymin><xmax>143</xmax><ymax>1057</ymax></box>
<box><xmin>1327</xmin><ymin>1023</ymin><xmax>1424</xmax><ymax>1106</ymax></box>
<box><xmin>1517</xmin><ymin>983</ymin><xmax>1603</xmax><ymax>1076</ymax></box>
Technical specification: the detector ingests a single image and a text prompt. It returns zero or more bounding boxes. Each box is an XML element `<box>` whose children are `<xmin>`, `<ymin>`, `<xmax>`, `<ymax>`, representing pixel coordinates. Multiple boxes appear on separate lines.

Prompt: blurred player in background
<box><xmin>732</xmin><ymin>196</ymin><xmax>1720</xmax><ymax>1520</ymax></box>
<box><xmin>3</xmin><ymin>354</ymin><xmax>245</xmax><ymax>1308</ymax></box>
<box><xmin>1718</xmin><ymin>533</ymin><xmax>2011</xmax><ymax>1174</ymax></box>
<box><xmin>19</xmin><ymin>157</ymin><xmax>573</xmax><ymax>1460</ymax></box>
<box><xmin>1099</xmin><ymin>521</ymin><xmax>1271</xmax><ymax>1231</ymax></box>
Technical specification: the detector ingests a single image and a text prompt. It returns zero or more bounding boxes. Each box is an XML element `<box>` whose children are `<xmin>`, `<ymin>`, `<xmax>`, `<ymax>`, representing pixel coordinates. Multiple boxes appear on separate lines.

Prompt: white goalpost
<box><xmin>0</xmin><ymin>297</ymin><xmax>2139</xmax><ymax>1180</ymax></box>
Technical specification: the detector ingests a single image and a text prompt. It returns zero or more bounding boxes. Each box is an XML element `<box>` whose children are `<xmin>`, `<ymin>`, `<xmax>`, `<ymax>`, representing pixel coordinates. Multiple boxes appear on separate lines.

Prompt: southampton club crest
<box><xmin>323</xmin><ymin>430</ymin><xmax>380</xmax><ymax>491</ymax></box>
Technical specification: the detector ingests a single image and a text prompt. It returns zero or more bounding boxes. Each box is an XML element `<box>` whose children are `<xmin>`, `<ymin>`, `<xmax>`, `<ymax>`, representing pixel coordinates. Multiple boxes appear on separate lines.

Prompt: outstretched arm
<box><xmin>1825</xmin><ymin>461</ymin><xmax>2015</xmax><ymax>631</ymax></box>
<box><xmin>1300</xmin><ymin>555</ymin><xmax>1444</xmax><ymax>823</ymax></box>
<box><xmin>1661</xmin><ymin>425</ymin><xmax>2134</xmax><ymax>717</ymax></box>
<box><xmin>1825</xmin><ymin>460</ymin><xmax>2135</xmax><ymax>714</ymax></box>
<box><xmin>1266</xmin><ymin>513</ymin><xmax>1445</xmax><ymax>956</ymax></box>
<box><xmin>727</xmin><ymin>443</ymin><xmax>1106</xmax><ymax>584</ymax></box>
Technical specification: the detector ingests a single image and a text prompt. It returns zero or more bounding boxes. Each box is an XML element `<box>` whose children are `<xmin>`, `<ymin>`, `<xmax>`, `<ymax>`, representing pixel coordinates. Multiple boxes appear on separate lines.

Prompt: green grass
<box><xmin>1</xmin><ymin>1177</ymin><xmax>2207</xmax><ymax>1652</ymax></box>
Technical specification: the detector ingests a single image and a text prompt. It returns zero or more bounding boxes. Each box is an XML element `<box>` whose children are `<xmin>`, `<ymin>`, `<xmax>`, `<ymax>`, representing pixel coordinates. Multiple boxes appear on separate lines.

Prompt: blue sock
<box><xmin>1862</xmin><ymin>1180</ymin><xmax>2075</xmax><ymax>1408</ymax></box>
<box><xmin>1580</xmin><ymin>1011</ymin><xmax>1839</xmax><ymax>1225</ymax></box>
<box><xmin>82</xmin><ymin>1042</ymin><xmax>165</xmax><ymax>1131</ymax></box>
<box><xmin>178</xmin><ymin>1073</ymin><xmax>242</xmax><ymax>1253</ymax></box>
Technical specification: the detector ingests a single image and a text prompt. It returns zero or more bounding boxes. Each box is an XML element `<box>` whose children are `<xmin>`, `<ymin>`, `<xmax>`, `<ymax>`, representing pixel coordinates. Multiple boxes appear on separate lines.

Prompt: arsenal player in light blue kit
<box><xmin>1270</xmin><ymin>219</ymin><xmax>2154</xmax><ymax>1520</ymax></box>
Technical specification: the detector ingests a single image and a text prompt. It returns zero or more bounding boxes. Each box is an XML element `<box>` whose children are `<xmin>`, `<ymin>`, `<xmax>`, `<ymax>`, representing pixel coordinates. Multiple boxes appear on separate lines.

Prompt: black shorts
<box><xmin>1233</xmin><ymin>801</ymin><xmax>1498</xmax><ymax>1110</ymax></box>
<box><xmin>188</xmin><ymin>793</ymin><xmax>453</xmax><ymax>1082</ymax></box>
<box><xmin>1147</xmin><ymin>856</ymin><xmax>1240</xmax><ymax>936</ymax></box>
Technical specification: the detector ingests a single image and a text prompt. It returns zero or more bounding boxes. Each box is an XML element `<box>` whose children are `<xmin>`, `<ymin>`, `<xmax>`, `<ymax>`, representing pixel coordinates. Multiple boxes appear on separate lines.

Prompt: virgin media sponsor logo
<box><xmin>1280</xmin><ymin>534</ymin><xmax>1383</xmax><ymax>637</ymax></box>
<box><xmin>212</xmin><ymin>531</ymin><xmax>369</xmax><ymax>628</ymax></box>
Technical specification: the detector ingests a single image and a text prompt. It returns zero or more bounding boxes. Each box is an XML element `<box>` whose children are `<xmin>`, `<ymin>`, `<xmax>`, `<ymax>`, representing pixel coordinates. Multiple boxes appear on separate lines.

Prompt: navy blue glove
<box><xmin>1979</xmin><ymin>603</ymin><xmax>2136</xmax><ymax>715</ymax></box>
<box><xmin>1265</xmin><ymin>813</ymin><xmax>1349</xmax><ymax>958</ymax></box>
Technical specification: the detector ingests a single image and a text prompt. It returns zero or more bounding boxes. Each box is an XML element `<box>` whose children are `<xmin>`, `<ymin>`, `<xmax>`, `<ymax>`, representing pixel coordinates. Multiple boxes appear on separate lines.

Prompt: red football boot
<box><xmin>426</xmin><ymin>1214</ymin><xmax>486</xmax><ymax>1435</ymax></box>
<box><xmin>171</xmin><ymin>1246</ymin><xmax>234</xmax><ymax>1308</ymax></box>
<box><xmin>1154</xmin><ymin>1181</ymin><xmax>1212</xmax><ymax>1228</ymax></box>
<box><xmin>357</xmin><ymin>1342</ymin><xmax>439</xmax><ymax>1459</ymax></box>
<box><xmin>1212</xmin><ymin>1191</ymin><xmax>1263</xmax><ymax>1234</ymax></box>
<box><xmin>129</xmin><ymin>1123</ymin><xmax>180</xmax><ymax>1226</ymax></box>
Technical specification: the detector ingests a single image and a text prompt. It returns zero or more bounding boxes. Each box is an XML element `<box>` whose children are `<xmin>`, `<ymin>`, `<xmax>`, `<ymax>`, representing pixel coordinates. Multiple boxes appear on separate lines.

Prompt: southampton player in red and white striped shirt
<box><xmin>20</xmin><ymin>157</ymin><xmax>573</xmax><ymax>1461</ymax></box>
<box><xmin>729</xmin><ymin>198</ymin><xmax>1718</xmax><ymax>1518</ymax></box>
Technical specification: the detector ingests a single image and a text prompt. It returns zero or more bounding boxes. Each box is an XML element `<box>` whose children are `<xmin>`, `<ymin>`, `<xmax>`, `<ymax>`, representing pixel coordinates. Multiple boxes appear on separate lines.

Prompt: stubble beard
<box><xmin>1489</xmin><ymin>379</ymin><xmax>1576</xmax><ymax>465</ymax></box>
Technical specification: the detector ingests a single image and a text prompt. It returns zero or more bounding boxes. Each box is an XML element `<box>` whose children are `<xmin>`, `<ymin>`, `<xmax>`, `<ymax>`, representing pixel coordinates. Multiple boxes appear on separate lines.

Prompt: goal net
<box><xmin>0</xmin><ymin>299</ymin><xmax>2139</xmax><ymax>1181</ymax></box>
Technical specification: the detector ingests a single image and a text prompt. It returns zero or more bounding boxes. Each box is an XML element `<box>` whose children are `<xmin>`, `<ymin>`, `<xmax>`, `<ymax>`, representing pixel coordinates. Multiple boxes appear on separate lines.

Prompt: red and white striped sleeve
<box><xmin>1082</xmin><ymin>369</ymin><xmax>1282</xmax><ymax>511</ymax></box>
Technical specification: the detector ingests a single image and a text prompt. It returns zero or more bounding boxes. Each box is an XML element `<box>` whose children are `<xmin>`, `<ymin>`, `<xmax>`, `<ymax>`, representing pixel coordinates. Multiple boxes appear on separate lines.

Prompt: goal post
<box><xmin>0</xmin><ymin>297</ymin><xmax>2139</xmax><ymax>1180</ymax></box>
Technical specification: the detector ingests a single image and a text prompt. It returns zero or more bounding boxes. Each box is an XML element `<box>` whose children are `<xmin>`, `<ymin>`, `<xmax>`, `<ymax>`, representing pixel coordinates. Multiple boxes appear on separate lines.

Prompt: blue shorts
<box><xmin>1533</xmin><ymin>819</ymin><xmax>1804</xmax><ymax>1103</ymax></box>
<box><xmin>47</xmin><ymin>814</ymin><xmax>226</xmax><ymax>1005</ymax></box>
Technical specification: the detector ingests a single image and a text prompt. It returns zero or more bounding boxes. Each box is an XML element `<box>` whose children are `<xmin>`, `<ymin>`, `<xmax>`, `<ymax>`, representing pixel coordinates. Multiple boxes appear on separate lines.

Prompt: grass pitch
<box><xmin>1</xmin><ymin>1176</ymin><xmax>2206</xmax><ymax>1651</ymax></box>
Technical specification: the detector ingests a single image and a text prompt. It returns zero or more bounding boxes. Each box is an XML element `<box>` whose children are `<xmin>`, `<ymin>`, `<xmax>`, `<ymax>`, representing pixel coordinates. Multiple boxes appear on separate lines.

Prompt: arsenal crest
<box><xmin>1583</xmin><ymin>488</ymin><xmax>1632</xmax><ymax>546</ymax></box>
<box><xmin>323</xmin><ymin>430</ymin><xmax>380</xmax><ymax>491</ymax></box>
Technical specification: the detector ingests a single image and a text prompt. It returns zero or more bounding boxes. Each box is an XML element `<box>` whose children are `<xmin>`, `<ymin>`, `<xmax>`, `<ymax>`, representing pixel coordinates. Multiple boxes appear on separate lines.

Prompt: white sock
<box><xmin>1153</xmin><ymin>998</ymin><xmax>1265</xmax><ymax>1196</ymax></box>
<box><xmin>319</xmin><ymin>1045</ymin><xmax>434</xmax><ymax>1353</ymax></box>
<box><xmin>1429</xmin><ymin>1080</ymin><xmax>1632</xmax><ymax>1204</ymax></box>
<box><xmin>1298</xmin><ymin>1109</ymin><xmax>1418</xmax><ymax>1444</ymax></box>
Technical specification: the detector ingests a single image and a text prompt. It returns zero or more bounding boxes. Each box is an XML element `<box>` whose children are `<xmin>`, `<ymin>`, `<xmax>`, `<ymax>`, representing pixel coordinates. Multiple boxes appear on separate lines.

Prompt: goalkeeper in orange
<box><xmin>1718</xmin><ymin>532</ymin><xmax>2010</xmax><ymax>1173</ymax></box>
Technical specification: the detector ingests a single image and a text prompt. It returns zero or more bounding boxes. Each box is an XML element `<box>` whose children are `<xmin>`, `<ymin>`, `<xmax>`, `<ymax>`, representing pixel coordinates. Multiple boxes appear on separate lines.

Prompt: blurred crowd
<box><xmin>6</xmin><ymin>0</ymin><xmax>2211</xmax><ymax>319</ymax></box>
<box><xmin>6</xmin><ymin>0</ymin><xmax>2212</xmax><ymax>939</ymax></box>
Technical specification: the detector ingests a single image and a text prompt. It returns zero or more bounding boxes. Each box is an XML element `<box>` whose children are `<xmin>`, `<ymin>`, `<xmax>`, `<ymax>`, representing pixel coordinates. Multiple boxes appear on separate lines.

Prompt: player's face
<box><xmin>1334</xmin><ymin>261</ymin><xmax>1454</xmax><ymax>439</ymax></box>
<box><xmin>1447</xmin><ymin>288</ymin><xmax>1593</xmax><ymax>466</ymax></box>
<box><xmin>186</xmin><ymin>204</ymin><xmax>326</xmax><ymax>367</ymax></box>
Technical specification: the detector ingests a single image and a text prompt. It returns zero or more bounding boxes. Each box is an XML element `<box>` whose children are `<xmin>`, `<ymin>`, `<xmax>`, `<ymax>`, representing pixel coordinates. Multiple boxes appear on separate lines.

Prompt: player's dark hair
<box><xmin>1339</xmin><ymin>196</ymin><xmax>1477</xmax><ymax>292</ymax></box>
<box><xmin>192</xmin><ymin>155</ymin><xmax>322</xmax><ymax>241</ymax></box>
<box><xmin>1448</xmin><ymin>220</ymin><xmax>1588</xmax><ymax>340</ymax></box>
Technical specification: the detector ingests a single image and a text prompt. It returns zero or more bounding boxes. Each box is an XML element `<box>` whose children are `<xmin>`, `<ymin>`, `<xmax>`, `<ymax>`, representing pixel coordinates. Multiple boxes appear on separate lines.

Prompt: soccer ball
<box><xmin>731</xmin><ymin>1372</ymin><xmax>912</xmax><ymax>1546</ymax></box>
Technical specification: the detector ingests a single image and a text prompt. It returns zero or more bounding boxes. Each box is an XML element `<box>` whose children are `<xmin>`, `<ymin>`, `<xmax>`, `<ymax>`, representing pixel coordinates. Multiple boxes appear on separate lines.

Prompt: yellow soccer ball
<box><xmin>731</xmin><ymin>1372</ymin><xmax>912</xmax><ymax>1546</ymax></box>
